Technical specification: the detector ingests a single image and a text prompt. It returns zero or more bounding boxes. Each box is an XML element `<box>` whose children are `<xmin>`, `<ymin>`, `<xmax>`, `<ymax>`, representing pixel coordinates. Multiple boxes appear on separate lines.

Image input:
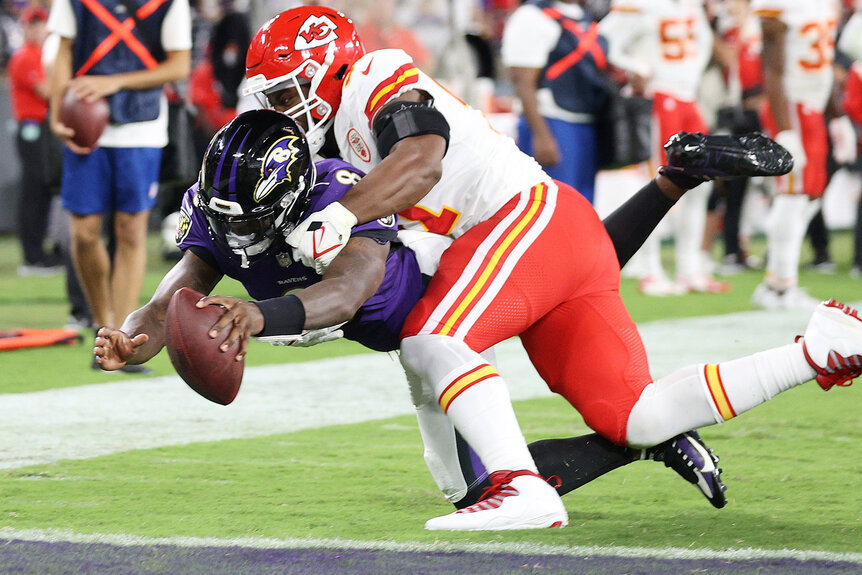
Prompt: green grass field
<box><xmin>1</xmin><ymin>230</ymin><xmax>861</xmax><ymax>570</ymax></box>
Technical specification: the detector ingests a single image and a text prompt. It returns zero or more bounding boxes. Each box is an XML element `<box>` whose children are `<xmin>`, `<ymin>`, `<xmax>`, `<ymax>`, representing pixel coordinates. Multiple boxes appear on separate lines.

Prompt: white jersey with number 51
<box><xmin>600</xmin><ymin>0</ymin><xmax>712</xmax><ymax>102</ymax></box>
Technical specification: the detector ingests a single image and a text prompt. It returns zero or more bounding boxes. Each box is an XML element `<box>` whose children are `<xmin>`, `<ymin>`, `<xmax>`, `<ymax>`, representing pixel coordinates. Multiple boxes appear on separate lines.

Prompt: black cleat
<box><xmin>662</xmin><ymin>131</ymin><xmax>794</xmax><ymax>181</ymax></box>
<box><xmin>645</xmin><ymin>430</ymin><xmax>728</xmax><ymax>509</ymax></box>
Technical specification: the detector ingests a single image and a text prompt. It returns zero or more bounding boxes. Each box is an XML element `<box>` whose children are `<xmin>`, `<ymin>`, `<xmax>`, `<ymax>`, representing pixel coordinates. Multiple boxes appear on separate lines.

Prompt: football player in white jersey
<box><xmin>750</xmin><ymin>0</ymin><xmax>841</xmax><ymax>309</ymax></box>
<box><xmin>599</xmin><ymin>0</ymin><xmax>729</xmax><ymax>295</ymax></box>
<box><xmin>243</xmin><ymin>6</ymin><xmax>862</xmax><ymax>531</ymax></box>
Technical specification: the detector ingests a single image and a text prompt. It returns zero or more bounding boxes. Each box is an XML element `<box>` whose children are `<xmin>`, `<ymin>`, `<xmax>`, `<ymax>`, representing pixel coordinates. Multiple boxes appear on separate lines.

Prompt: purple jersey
<box><xmin>177</xmin><ymin>158</ymin><xmax>425</xmax><ymax>351</ymax></box>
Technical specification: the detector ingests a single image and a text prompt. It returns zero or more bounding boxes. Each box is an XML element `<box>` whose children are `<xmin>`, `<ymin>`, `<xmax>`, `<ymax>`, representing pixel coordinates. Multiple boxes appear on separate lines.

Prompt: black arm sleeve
<box><xmin>455</xmin><ymin>433</ymin><xmax>636</xmax><ymax>508</ymax></box>
<box><xmin>372</xmin><ymin>100</ymin><xmax>450</xmax><ymax>158</ymax></box>
<box><xmin>187</xmin><ymin>245</ymin><xmax>220</xmax><ymax>269</ymax></box>
<box><xmin>602</xmin><ymin>179</ymin><xmax>677</xmax><ymax>269</ymax></box>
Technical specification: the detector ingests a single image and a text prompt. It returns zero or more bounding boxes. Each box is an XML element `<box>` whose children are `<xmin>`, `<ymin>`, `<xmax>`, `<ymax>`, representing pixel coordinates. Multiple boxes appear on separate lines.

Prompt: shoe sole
<box><xmin>665</xmin><ymin>133</ymin><xmax>793</xmax><ymax>178</ymax></box>
<box><xmin>425</xmin><ymin>512</ymin><xmax>568</xmax><ymax>531</ymax></box>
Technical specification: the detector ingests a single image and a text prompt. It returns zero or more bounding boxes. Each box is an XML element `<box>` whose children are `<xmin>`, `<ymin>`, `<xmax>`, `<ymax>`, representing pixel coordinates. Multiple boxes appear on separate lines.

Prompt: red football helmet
<box><xmin>244</xmin><ymin>7</ymin><xmax>365</xmax><ymax>153</ymax></box>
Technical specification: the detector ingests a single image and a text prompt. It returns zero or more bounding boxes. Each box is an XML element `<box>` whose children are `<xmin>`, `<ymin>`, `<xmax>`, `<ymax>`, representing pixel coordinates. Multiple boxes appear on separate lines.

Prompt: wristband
<box><xmin>254</xmin><ymin>294</ymin><xmax>306</xmax><ymax>336</ymax></box>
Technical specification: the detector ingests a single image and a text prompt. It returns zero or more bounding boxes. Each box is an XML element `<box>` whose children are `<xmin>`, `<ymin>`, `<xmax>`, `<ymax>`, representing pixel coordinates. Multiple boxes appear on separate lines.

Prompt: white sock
<box><xmin>626</xmin><ymin>342</ymin><xmax>816</xmax><ymax>447</ymax></box>
<box><xmin>674</xmin><ymin>183</ymin><xmax>710</xmax><ymax>279</ymax></box>
<box><xmin>703</xmin><ymin>342</ymin><xmax>816</xmax><ymax>417</ymax></box>
<box><xmin>642</xmin><ymin>232</ymin><xmax>666</xmax><ymax>279</ymax></box>
<box><xmin>765</xmin><ymin>195</ymin><xmax>819</xmax><ymax>287</ymax></box>
<box><xmin>400</xmin><ymin>334</ymin><xmax>537</xmax><ymax>474</ymax></box>
<box><xmin>443</xmin><ymin>373</ymin><xmax>537</xmax><ymax>473</ymax></box>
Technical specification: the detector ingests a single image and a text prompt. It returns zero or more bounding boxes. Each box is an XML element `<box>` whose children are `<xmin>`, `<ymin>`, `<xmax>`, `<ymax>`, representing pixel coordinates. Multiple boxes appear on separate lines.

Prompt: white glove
<box><xmin>286</xmin><ymin>202</ymin><xmax>358</xmax><ymax>275</ymax></box>
<box><xmin>255</xmin><ymin>323</ymin><xmax>346</xmax><ymax>347</ymax></box>
<box><xmin>774</xmin><ymin>130</ymin><xmax>807</xmax><ymax>172</ymax></box>
<box><xmin>829</xmin><ymin>116</ymin><xmax>858</xmax><ymax>165</ymax></box>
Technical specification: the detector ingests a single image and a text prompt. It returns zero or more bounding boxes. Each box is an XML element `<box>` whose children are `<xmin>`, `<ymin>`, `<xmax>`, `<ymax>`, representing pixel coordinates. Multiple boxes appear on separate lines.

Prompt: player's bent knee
<box><xmin>400</xmin><ymin>334</ymin><xmax>477</xmax><ymax>388</ymax></box>
<box><xmin>580</xmin><ymin>403</ymin><xmax>629</xmax><ymax>446</ymax></box>
<box><xmin>401</xmin><ymin>358</ymin><xmax>434</xmax><ymax>407</ymax></box>
<box><xmin>399</xmin><ymin>335</ymin><xmax>434</xmax><ymax>382</ymax></box>
<box><xmin>625</xmin><ymin>383</ymin><xmax>681</xmax><ymax>447</ymax></box>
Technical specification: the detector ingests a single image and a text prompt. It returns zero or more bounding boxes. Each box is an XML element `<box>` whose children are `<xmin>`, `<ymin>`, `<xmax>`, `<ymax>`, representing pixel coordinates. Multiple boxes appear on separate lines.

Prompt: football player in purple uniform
<box><xmin>95</xmin><ymin>110</ymin><xmax>736</xmax><ymax>513</ymax></box>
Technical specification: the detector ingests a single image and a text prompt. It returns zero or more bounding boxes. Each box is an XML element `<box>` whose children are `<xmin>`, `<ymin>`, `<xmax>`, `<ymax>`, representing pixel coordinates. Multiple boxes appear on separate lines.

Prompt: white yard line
<box><xmin>1</xmin><ymin>526</ymin><xmax>860</xmax><ymax>564</ymax></box>
<box><xmin>0</xmin><ymin>308</ymin><xmax>816</xmax><ymax>470</ymax></box>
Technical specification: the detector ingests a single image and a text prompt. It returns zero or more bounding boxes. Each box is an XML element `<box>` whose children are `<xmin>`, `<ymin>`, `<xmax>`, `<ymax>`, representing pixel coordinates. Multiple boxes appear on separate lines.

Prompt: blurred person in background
<box><xmin>209</xmin><ymin>1</ymin><xmax>250</xmax><ymax>110</ymax></box>
<box><xmin>501</xmin><ymin>0</ymin><xmax>609</xmax><ymax>205</ymax></box>
<box><xmin>838</xmin><ymin>0</ymin><xmax>862</xmax><ymax>279</ymax></box>
<box><xmin>600</xmin><ymin>0</ymin><xmax>730</xmax><ymax>296</ymax></box>
<box><xmin>0</xmin><ymin>0</ymin><xmax>24</xmax><ymax>68</ymax></box>
<box><xmin>38</xmin><ymin>27</ymin><xmax>94</xmax><ymax>330</ymax></box>
<box><xmin>711</xmin><ymin>0</ymin><xmax>765</xmax><ymax>274</ymax></box>
<box><xmin>48</xmin><ymin>0</ymin><xmax>192</xmax><ymax>372</ymax></box>
<box><xmin>188</xmin><ymin>0</ymin><xmax>249</xmax><ymax>160</ymax></box>
<box><xmin>803</xmin><ymin>0</ymin><xmax>862</xmax><ymax>276</ymax></box>
<box><xmin>355</xmin><ymin>0</ymin><xmax>432</xmax><ymax>72</ymax></box>
<box><xmin>189</xmin><ymin>45</ymin><xmax>239</xmax><ymax>158</ymax></box>
<box><xmin>7</xmin><ymin>5</ymin><xmax>63</xmax><ymax>276</ymax></box>
<box><xmin>750</xmin><ymin>0</ymin><xmax>841</xmax><ymax>310</ymax></box>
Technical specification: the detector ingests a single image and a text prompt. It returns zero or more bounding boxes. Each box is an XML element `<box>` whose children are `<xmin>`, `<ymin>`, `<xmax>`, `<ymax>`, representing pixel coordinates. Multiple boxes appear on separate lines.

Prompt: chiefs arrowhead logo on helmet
<box><xmin>245</xmin><ymin>7</ymin><xmax>365</xmax><ymax>155</ymax></box>
<box><xmin>295</xmin><ymin>15</ymin><xmax>339</xmax><ymax>50</ymax></box>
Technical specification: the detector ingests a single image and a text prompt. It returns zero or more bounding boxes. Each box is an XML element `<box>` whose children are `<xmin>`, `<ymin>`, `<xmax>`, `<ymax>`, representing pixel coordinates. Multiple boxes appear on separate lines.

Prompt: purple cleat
<box><xmin>645</xmin><ymin>430</ymin><xmax>727</xmax><ymax>509</ymax></box>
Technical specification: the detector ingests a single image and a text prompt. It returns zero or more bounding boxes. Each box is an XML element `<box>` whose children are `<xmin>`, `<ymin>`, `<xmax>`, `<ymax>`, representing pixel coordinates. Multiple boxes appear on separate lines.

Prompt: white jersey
<box><xmin>838</xmin><ymin>11</ymin><xmax>862</xmax><ymax>63</ymax></box>
<box><xmin>752</xmin><ymin>0</ymin><xmax>839</xmax><ymax>111</ymax></box>
<box><xmin>334</xmin><ymin>49</ymin><xmax>548</xmax><ymax>238</ymax></box>
<box><xmin>600</xmin><ymin>0</ymin><xmax>712</xmax><ymax>102</ymax></box>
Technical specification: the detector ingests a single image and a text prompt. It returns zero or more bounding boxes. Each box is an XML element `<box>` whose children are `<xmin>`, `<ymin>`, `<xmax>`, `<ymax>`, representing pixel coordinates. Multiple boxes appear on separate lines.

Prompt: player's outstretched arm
<box><xmin>298</xmin><ymin>236</ymin><xmax>390</xmax><ymax>326</ymax></box>
<box><xmin>95</xmin><ymin>250</ymin><xmax>223</xmax><ymax>369</ymax></box>
<box><xmin>202</xmin><ymin>236</ymin><xmax>390</xmax><ymax>357</ymax></box>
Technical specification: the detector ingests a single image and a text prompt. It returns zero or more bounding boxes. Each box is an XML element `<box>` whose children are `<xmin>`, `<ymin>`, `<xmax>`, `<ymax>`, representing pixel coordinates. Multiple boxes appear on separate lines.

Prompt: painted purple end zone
<box><xmin>1</xmin><ymin>539</ymin><xmax>860</xmax><ymax>575</ymax></box>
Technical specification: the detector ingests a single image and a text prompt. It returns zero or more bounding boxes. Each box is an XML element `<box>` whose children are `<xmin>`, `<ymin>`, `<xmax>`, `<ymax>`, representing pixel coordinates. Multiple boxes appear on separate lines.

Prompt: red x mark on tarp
<box><xmin>75</xmin><ymin>0</ymin><xmax>170</xmax><ymax>77</ymax></box>
<box><xmin>542</xmin><ymin>8</ymin><xmax>607</xmax><ymax>81</ymax></box>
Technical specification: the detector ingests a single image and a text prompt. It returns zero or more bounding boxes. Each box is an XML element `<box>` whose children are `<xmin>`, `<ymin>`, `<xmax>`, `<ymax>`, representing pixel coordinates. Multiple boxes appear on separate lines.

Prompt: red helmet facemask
<box><xmin>244</xmin><ymin>7</ymin><xmax>365</xmax><ymax>154</ymax></box>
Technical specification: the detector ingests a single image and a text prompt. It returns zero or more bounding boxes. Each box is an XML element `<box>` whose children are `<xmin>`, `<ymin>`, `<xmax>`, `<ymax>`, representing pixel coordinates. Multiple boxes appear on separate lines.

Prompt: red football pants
<box><xmin>652</xmin><ymin>92</ymin><xmax>708</xmax><ymax>164</ymax></box>
<box><xmin>401</xmin><ymin>181</ymin><xmax>653</xmax><ymax>444</ymax></box>
<box><xmin>761</xmin><ymin>100</ymin><xmax>828</xmax><ymax>197</ymax></box>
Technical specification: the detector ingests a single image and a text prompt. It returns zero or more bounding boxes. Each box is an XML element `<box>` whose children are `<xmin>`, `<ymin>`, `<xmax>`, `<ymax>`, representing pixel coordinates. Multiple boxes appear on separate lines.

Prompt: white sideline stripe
<box><xmin>1</xmin><ymin>527</ymin><xmax>861</xmax><ymax>564</ymax></box>
<box><xmin>0</xmin><ymin>308</ymin><xmax>819</xmax><ymax>470</ymax></box>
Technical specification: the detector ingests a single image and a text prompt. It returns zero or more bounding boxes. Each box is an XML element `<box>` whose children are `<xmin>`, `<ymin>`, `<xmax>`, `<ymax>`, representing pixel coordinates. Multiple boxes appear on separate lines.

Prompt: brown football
<box><xmin>59</xmin><ymin>91</ymin><xmax>109</xmax><ymax>148</ymax></box>
<box><xmin>164</xmin><ymin>287</ymin><xmax>244</xmax><ymax>405</ymax></box>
